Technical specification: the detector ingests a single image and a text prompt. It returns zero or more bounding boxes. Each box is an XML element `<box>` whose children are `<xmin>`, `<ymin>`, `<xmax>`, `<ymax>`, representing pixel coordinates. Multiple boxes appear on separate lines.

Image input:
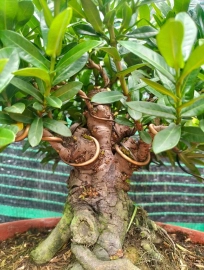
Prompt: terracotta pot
<box><xmin>0</xmin><ymin>218</ymin><xmax>60</xmax><ymax>241</ymax></box>
<box><xmin>0</xmin><ymin>218</ymin><xmax>204</xmax><ymax>244</ymax></box>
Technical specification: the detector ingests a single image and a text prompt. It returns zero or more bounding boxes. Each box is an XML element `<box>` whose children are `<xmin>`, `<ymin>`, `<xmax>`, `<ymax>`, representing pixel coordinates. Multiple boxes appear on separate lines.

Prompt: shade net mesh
<box><xmin>0</xmin><ymin>143</ymin><xmax>203</xmax><ymax>231</ymax></box>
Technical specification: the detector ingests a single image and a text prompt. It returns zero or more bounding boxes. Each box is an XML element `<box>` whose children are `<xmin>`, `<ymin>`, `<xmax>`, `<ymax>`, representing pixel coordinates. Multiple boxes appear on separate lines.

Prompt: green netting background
<box><xmin>0</xmin><ymin>142</ymin><xmax>203</xmax><ymax>231</ymax></box>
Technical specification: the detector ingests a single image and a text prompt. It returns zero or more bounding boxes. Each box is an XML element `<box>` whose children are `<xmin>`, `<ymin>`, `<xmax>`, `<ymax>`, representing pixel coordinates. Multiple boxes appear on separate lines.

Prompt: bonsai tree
<box><xmin>1</xmin><ymin>0</ymin><xmax>204</xmax><ymax>269</ymax></box>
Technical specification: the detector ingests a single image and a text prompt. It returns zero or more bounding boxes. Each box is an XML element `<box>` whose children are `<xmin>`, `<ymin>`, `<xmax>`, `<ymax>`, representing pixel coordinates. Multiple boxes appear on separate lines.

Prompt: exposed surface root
<box><xmin>30</xmin><ymin>201</ymin><xmax>73</xmax><ymax>264</ymax></box>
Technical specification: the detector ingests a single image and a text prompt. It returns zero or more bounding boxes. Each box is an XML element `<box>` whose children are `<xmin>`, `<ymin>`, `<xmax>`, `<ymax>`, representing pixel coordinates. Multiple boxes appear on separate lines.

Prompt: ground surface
<box><xmin>0</xmin><ymin>225</ymin><xmax>203</xmax><ymax>270</ymax></box>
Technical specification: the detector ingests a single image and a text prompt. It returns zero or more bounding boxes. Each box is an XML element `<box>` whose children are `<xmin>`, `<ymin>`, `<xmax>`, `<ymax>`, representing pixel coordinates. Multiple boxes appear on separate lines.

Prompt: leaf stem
<box><xmin>54</xmin><ymin>0</ymin><xmax>61</xmax><ymax>17</ymax></box>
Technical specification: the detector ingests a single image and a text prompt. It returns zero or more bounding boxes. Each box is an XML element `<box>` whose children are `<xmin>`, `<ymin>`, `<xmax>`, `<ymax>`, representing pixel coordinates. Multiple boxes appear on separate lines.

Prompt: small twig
<box><xmin>87</xmin><ymin>59</ymin><xmax>110</xmax><ymax>87</ymax></box>
<box><xmin>115</xmin><ymin>144</ymin><xmax>151</xmax><ymax>166</ymax></box>
<box><xmin>127</xmin><ymin>205</ymin><xmax>138</xmax><ymax>232</ymax></box>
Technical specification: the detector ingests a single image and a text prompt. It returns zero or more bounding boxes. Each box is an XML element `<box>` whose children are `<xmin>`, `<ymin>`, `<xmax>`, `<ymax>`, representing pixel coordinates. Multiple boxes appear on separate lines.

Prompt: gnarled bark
<box><xmin>31</xmin><ymin>89</ymin><xmax>181</xmax><ymax>270</ymax></box>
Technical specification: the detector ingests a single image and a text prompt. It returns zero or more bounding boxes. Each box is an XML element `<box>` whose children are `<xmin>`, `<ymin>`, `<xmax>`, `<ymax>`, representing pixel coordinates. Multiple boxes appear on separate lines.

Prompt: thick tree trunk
<box><xmin>31</xmin><ymin>89</ymin><xmax>181</xmax><ymax>269</ymax></box>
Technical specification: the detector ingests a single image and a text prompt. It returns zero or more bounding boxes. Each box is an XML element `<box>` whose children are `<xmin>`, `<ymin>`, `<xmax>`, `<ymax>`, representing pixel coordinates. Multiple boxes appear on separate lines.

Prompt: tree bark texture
<box><xmin>31</xmin><ymin>89</ymin><xmax>180</xmax><ymax>270</ymax></box>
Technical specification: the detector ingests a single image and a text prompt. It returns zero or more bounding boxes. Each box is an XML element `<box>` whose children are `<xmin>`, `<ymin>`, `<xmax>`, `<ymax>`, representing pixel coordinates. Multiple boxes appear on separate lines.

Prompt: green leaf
<box><xmin>200</xmin><ymin>119</ymin><xmax>204</xmax><ymax>133</ymax></box>
<box><xmin>119</xmin><ymin>41</ymin><xmax>175</xmax><ymax>82</ymax></box>
<box><xmin>28</xmin><ymin>117</ymin><xmax>43</xmax><ymax>147</ymax></box>
<box><xmin>0</xmin><ymin>59</ymin><xmax>8</xmax><ymax>73</ymax></box>
<box><xmin>0</xmin><ymin>51</ymin><xmax>19</xmax><ymax>93</ymax></box>
<box><xmin>11</xmin><ymin>77</ymin><xmax>43</xmax><ymax>103</ymax></box>
<box><xmin>38</xmin><ymin>0</ymin><xmax>53</xmax><ymax>27</ymax></box>
<box><xmin>69</xmin><ymin>0</ymin><xmax>85</xmax><ymax>18</ymax></box>
<box><xmin>127</xmin><ymin>101</ymin><xmax>176</xmax><ymax>119</ymax></box>
<box><xmin>80</xmin><ymin>0</ymin><xmax>104</xmax><ymax>33</ymax></box>
<box><xmin>182</xmin><ymin>126</ymin><xmax>204</xmax><ymax>143</ymax></box>
<box><xmin>46</xmin><ymin>8</ymin><xmax>72</xmax><ymax>58</ymax></box>
<box><xmin>103</xmin><ymin>9</ymin><xmax>116</xmax><ymax>27</ymax></box>
<box><xmin>52</xmin><ymin>81</ymin><xmax>82</xmax><ymax>102</ymax></box>
<box><xmin>4</xmin><ymin>103</ymin><xmax>25</xmax><ymax>114</ymax></box>
<box><xmin>128</xmin><ymin>107</ymin><xmax>142</xmax><ymax>120</ymax></box>
<box><xmin>46</xmin><ymin>96</ymin><xmax>62</xmax><ymax>108</ymax></box>
<box><xmin>15</xmin><ymin>1</ymin><xmax>34</xmax><ymax>29</ymax></box>
<box><xmin>141</xmin><ymin>78</ymin><xmax>177</xmax><ymax>101</ymax></box>
<box><xmin>99</xmin><ymin>47</ymin><xmax>121</xmax><ymax>61</ymax></box>
<box><xmin>0</xmin><ymin>112</ymin><xmax>15</xmax><ymax>124</ymax></box>
<box><xmin>56</xmin><ymin>40</ymin><xmax>101</xmax><ymax>74</ymax></box>
<box><xmin>181</xmin><ymin>96</ymin><xmax>204</xmax><ymax>117</ymax></box>
<box><xmin>139</xmin><ymin>130</ymin><xmax>152</xmax><ymax>144</ymax></box>
<box><xmin>9</xmin><ymin>109</ymin><xmax>34</xmax><ymax>124</ymax></box>
<box><xmin>157</xmin><ymin>19</ymin><xmax>184</xmax><ymax>70</ymax></box>
<box><xmin>0</xmin><ymin>127</ymin><xmax>15</xmax><ymax>147</ymax></box>
<box><xmin>137</xmin><ymin>4</ymin><xmax>150</xmax><ymax>27</ymax></box>
<box><xmin>175</xmin><ymin>12</ymin><xmax>197</xmax><ymax>61</ymax></box>
<box><xmin>73</xmin><ymin>24</ymin><xmax>98</xmax><ymax>36</ymax></box>
<box><xmin>120</xmin><ymin>3</ymin><xmax>132</xmax><ymax>32</ymax></box>
<box><xmin>13</xmin><ymin>68</ymin><xmax>50</xmax><ymax>88</ymax></box>
<box><xmin>181</xmin><ymin>69</ymin><xmax>199</xmax><ymax>101</ymax></box>
<box><xmin>91</xmin><ymin>91</ymin><xmax>125</xmax><ymax>104</ymax></box>
<box><xmin>179</xmin><ymin>44</ymin><xmax>204</xmax><ymax>83</ymax></box>
<box><xmin>173</xmin><ymin>0</ymin><xmax>191</xmax><ymax>13</ymax></box>
<box><xmin>0</xmin><ymin>0</ymin><xmax>18</xmax><ymax>30</ymax></box>
<box><xmin>0</xmin><ymin>30</ymin><xmax>50</xmax><ymax>70</ymax></box>
<box><xmin>115</xmin><ymin>116</ymin><xmax>133</xmax><ymax>127</ymax></box>
<box><xmin>116</xmin><ymin>64</ymin><xmax>146</xmax><ymax>78</ymax></box>
<box><xmin>153</xmin><ymin>124</ymin><xmax>181</xmax><ymax>154</ymax></box>
<box><xmin>43</xmin><ymin>118</ymin><xmax>71</xmax><ymax>137</ymax></box>
<box><xmin>126</xmin><ymin>26</ymin><xmax>158</xmax><ymax>38</ymax></box>
<box><xmin>53</xmin><ymin>54</ymin><xmax>88</xmax><ymax>85</ymax></box>
<box><xmin>33</xmin><ymin>102</ymin><xmax>44</xmax><ymax>111</ymax></box>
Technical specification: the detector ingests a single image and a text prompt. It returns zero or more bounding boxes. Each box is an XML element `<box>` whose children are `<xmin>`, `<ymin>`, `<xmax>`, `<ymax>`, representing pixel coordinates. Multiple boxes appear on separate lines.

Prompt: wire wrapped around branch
<box><xmin>115</xmin><ymin>144</ymin><xmax>150</xmax><ymax>166</ymax></box>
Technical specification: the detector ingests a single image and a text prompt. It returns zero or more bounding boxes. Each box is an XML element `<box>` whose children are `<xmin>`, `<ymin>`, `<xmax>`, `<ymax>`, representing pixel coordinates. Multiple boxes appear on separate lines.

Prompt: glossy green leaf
<box><xmin>33</xmin><ymin>102</ymin><xmax>44</xmax><ymax>111</ymax></box>
<box><xmin>0</xmin><ymin>30</ymin><xmax>50</xmax><ymax>70</ymax></box>
<box><xmin>139</xmin><ymin>131</ymin><xmax>152</xmax><ymax>144</ymax></box>
<box><xmin>127</xmin><ymin>101</ymin><xmax>176</xmax><ymax>119</ymax></box>
<box><xmin>137</xmin><ymin>4</ymin><xmax>150</xmax><ymax>27</ymax></box>
<box><xmin>46</xmin><ymin>96</ymin><xmax>62</xmax><ymax>108</ymax></box>
<box><xmin>200</xmin><ymin>119</ymin><xmax>204</xmax><ymax>132</ymax></box>
<box><xmin>120</xmin><ymin>3</ymin><xmax>132</xmax><ymax>32</ymax></box>
<box><xmin>119</xmin><ymin>41</ymin><xmax>175</xmax><ymax>82</ymax></box>
<box><xmin>13</xmin><ymin>68</ymin><xmax>50</xmax><ymax>88</ymax></box>
<box><xmin>69</xmin><ymin>0</ymin><xmax>85</xmax><ymax>18</ymax></box>
<box><xmin>173</xmin><ymin>0</ymin><xmax>191</xmax><ymax>13</ymax></box>
<box><xmin>15</xmin><ymin>1</ymin><xmax>34</xmax><ymax>29</ymax></box>
<box><xmin>182</xmin><ymin>126</ymin><xmax>204</xmax><ymax>143</ymax></box>
<box><xmin>0</xmin><ymin>51</ymin><xmax>19</xmax><ymax>93</ymax></box>
<box><xmin>73</xmin><ymin>24</ymin><xmax>98</xmax><ymax>36</ymax></box>
<box><xmin>92</xmin><ymin>91</ymin><xmax>125</xmax><ymax>104</ymax></box>
<box><xmin>141</xmin><ymin>78</ymin><xmax>177</xmax><ymax>101</ymax></box>
<box><xmin>4</xmin><ymin>103</ymin><xmax>25</xmax><ymax>114</ymax></box>
<box><xmin>80</xmin><ymin>0</ymin><xmax>104</xmax><ymax>33</ymax></box>
<box><xmin>175</xmin><ymin>12</ymin><xmax>197</xmax><ymax>61</ymax></box>
<box><xmin>179</xmin><ymin>44</ymin><xmax>204</xmax><ymax>83</ymax></box>
<box><xmin>181</xmin><ymin>69</ymin><xmax>199</xmax><ymax>101</ymax></box>
<box><xmin>11</xmin><ymin>78</ymin><xmax>43</xmax><ymax>103</ymax></box>
<box><xmin>56</xmin><ymin>40</ymin><xmax>101</xmax><ymax>73</ymax></box>
<box><xmin>43</xmin><ymin>118</ymin><xmax>71</xmax><ymax>137</ymax></box>
<box><xmin>115</xmin><ymin>116</ymin><xmax>133</xmax><ymax>127</ymax></box>
<box><xmin>157</xmin><ymin>19</ymin><xmax>184</xmax><ymax>70</ymax></box>
<box><xmin>99</xmin><ymin>47</ymin><xmax>121</xmax><ymax>61</ymax></box>
<box><xmin>128</xmin><ymin>107</ymin><xmax>142</xmax><ymax>120</ymax></box>
<box><xmin>39</xmin><ymin>0</ymin><xmax>53</xmax><ymax>27</ymax></box>
<box><xmin>0</xmin><ymin>112</ymin><xmax>15</xmax><ymax>124</ymax></box>
<box><xmin>0</xmin><ymin>0</ymin><xmax>18</xmax><ymax>30</ymax></box>
<box><xmin>126</xmin><ymin>26</ymin><xmax>158</xmax><ymax>38</ymax></box>
<box><xmin>153</xmin><ymin>124</ymin><xmax>181</xmax><ymax>154</ymax></box>
<box><xmin>52</xmin><ymin>81</ymin><xmax>82</xmax><ymax>102</ymax></box>
<box><xmin>46</xmin><ymin>8</ymin><xmax>72</xmax><ymax>58</ymax></box>
<box><xmin>28</xmin><ymin>117</ymin><xmax>43</xmax><ymax>147</ymax></box>
<box><xmin>0</xmin><ymin>59</ymin><xmax>9</xmax><ymax>73</ymax></box>
<box><xmin>9</xmin><ymin>109</ymin><xmax>34</xmax><ymax>124</ymax></box>
<box><xmin>0</xmin><ymin>127</ymin><xmax>15</xmax><ymax>147</ymax></box>
<box><xmin>116</xmin><ymin>64</ymin><xmax>146</xmax><ymax>78</ymax></box>
<box><xmin>181</xmin><ymin>96</ymin><xmax>204</xmax><ymax>117</ymax></box>
<box><xmin>53</xmin><ymin>54</ymin><xmax>88</xmax><ymax>85</ymax></box>
<box><xmin>103</xmin><ymin>9</ymin><xmax>116</xmax><ymax>27</ymax></box>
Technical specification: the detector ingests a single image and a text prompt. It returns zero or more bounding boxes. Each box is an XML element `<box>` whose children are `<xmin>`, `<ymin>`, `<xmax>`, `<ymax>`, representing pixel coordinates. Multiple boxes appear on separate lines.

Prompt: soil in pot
<box><xmin>0</xmin><ymin>222</ymin><xmax>203</xmax><ymax>270</ymax></box>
